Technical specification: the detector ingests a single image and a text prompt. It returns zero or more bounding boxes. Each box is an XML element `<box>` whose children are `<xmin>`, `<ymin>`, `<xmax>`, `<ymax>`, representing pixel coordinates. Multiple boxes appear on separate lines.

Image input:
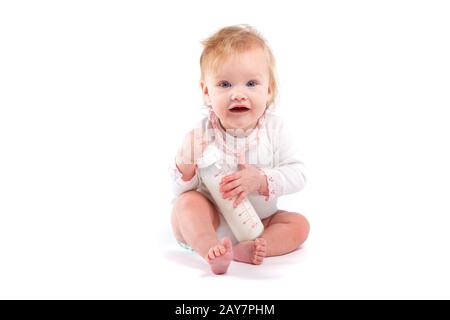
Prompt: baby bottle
<box><xmin>197</xmin><ymin>144</ymin><xmax>264</xmax><ymax>242</ymax></box>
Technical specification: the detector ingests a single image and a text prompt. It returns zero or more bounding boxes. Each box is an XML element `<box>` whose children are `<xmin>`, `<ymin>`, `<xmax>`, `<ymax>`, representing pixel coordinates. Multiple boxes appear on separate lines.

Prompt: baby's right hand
<box><xmin>175</xmin><ymin>129</ymin><xmax>207</xmax><ymax>181</ymax></box>
<box><xmin>176</xmin><ymin>128</ymin><xmax>207</xmax><ymax>166</ymax></box>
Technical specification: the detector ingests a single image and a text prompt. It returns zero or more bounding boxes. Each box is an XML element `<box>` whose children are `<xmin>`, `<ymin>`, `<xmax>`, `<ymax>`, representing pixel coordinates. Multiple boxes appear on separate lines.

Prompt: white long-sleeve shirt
<box><xmin>170</xmin><ymin>111</ymin><xmax>306</xmax><ymax>243</ymax></box>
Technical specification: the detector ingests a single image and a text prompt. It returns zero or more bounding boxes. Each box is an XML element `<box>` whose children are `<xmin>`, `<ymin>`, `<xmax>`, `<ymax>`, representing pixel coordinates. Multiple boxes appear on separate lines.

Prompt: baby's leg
<box><xmin>171</xmin><ymin>191</ymin><xmax>233</xmax><ymax>274</ymax></box>
<box><xmin>262</xmin><ymin>211</ymin><xmax>309</xmax><ymax>256</ymax></box>
<box><xmin>233</xmin><ymin>211</ymin><xmax>309</xmax><ymax>264</ymax></box>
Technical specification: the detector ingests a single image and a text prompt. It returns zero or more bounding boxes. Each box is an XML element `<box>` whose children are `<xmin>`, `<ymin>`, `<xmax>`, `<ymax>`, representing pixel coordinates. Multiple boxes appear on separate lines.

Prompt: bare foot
<box><xmin>206</xmin><ymin>237</ymin><xmax>233</xmax><ymax>275</ymax></box>
<box><xmin>233</xmin><ymin>238</ymin><xmax>267</xmax><ymax>265</ymax></box>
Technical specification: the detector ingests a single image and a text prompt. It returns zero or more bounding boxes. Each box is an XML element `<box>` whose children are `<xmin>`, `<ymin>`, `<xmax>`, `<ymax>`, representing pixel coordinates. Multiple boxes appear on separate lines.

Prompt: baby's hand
<box><xmin>176</xmin><ymin>128</ymin><xmax>207</xmax><ymax>165</ymax></box>
<box><xmin>219</xmin><ymin>163</ymin><xmax>265</xmax><ymax>208</ymax></box>
<box><xmin>175</xmin><ymin>128</ymin><xmax>207</xmax><ymax>181</ymax></box>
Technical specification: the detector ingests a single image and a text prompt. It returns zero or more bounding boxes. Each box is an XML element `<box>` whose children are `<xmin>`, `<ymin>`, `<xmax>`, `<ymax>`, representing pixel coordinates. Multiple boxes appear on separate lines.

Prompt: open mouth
<box><xmin>229</xmin><ymin>106</ymin><xmax>250</xmax><ymax>113</ymax></box>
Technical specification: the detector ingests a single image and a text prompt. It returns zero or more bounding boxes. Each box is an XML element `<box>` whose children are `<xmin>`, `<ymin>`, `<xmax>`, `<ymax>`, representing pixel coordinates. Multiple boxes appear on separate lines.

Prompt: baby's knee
<box><xmin>175</xmin><ymin>191</ymin><xmax>206</xmax><ymax>210</ymax></box>
<box><xmin>173</xmin><ymin>191</ymin><xmax>220</xmax><ymax>227</ymax></box>
<box><xmin>291</xmin><ymin>213</ymin><xmax>310</xmax><ymax>244</ymax></box>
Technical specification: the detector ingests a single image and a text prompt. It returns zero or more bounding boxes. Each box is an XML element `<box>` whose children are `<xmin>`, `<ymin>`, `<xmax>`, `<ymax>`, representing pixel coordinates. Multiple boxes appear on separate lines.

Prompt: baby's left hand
<box><xmin>219</xmin><ymin>163</ymin><xmax>264</xmax><ymax>208</ymax></box>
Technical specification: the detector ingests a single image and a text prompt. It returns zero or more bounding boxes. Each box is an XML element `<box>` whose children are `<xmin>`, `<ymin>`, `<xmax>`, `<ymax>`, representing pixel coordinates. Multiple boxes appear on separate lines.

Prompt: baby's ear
<box><xmin>267</xmin><ymin>82</ymin><xmax>275</xmax><ymax>107</ymax></box>
<box><xmin>200</xmin><ymin>81</ymin><xmax>209</xmax><ymax>95</ymax></box>
<box><xmin>200</xmin><ymin>81</ymin><xmax>211</xmax><ymax>106</ymax></box>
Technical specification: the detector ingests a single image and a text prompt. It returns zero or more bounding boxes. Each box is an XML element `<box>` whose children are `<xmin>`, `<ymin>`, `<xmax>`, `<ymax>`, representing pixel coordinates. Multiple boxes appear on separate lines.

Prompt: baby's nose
<box><xmin>231</xmin><ymin>91</ymin><xmax>247</xmax><ymax>101</ymax></box>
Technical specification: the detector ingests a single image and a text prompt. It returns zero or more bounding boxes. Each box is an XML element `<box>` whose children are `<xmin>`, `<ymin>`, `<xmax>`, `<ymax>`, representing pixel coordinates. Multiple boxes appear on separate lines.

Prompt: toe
<box><xmin>256</xmin><ymin>250</ymin><xmax>266</xmax><ymax>257</ymax></box>
<box><xmin>255</xmin><ymin>238</ymin><xmax>266</xmax><ymax>247</ymax></box>
<box><xmin>222</xmin><ymin>237</ymin><xmax>232</xmax><ymax>250</ymax></box>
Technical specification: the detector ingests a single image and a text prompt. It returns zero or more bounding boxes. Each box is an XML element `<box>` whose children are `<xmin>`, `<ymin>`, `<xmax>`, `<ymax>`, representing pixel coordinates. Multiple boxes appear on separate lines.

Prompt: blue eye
<box><xmin>218</xmin><ymin>81</ymin><xmax>231</xmax><ymax>88</ymax></box>
<box><xmin>247</xmin><ymin>80</ymin><xmax>258</xmax><ymax>87</ymax></box>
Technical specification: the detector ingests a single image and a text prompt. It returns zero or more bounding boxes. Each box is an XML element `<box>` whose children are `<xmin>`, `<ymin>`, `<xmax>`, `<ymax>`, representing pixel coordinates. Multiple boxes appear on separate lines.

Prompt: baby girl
<box><xmin>170</xmin><ymin>25</ymin><xmax>309</xmax><ymax>275</ymax></box>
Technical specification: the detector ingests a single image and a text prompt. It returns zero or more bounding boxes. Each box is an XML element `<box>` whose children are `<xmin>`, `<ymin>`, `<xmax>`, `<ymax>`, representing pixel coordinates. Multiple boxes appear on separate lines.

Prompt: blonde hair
<box><xmin>200</xmin><ymin>25</ymin><xmax>278</xmax><ymax>108</ymax></box>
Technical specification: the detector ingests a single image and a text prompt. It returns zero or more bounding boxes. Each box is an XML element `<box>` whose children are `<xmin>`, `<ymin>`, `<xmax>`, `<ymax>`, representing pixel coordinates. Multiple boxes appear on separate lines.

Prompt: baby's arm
<box><xmin>259</xmin><ymin>121</ymin><xmax>306</xmax><ymax>200</ymax></box>
<box><xmin>170</xmin><ymin>129</ymin><xmax>206</xmax><ymax>196</ymax></box>
<box><xmin>220</xmin><ymin>119</ymin><xmax>306</xmax><ymax>204</ymax></box>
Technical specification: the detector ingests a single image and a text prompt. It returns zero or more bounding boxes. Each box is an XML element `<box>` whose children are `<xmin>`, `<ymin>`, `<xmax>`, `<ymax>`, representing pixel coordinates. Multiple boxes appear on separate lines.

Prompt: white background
<box><xmin>1</xmin><ymin>0</ymin><xmax>449</xmax><ymax>299</ymax></box>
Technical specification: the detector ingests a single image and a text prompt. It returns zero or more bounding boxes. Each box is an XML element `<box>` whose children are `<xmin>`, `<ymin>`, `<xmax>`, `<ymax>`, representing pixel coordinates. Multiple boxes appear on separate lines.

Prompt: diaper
<box><xmin>177</xmin><ymin>240</ymin><xmax>194</xmax><ymax>252</ymax></box>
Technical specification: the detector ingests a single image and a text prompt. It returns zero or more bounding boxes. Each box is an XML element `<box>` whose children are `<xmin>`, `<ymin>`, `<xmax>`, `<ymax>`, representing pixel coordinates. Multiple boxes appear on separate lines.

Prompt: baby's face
<box><xmin>202</xmin><ymin>48</ymin><xmax>272</xmax><ymax>132</ymax></box>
